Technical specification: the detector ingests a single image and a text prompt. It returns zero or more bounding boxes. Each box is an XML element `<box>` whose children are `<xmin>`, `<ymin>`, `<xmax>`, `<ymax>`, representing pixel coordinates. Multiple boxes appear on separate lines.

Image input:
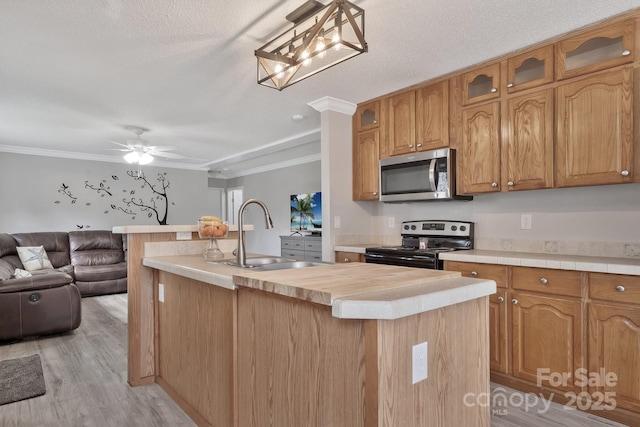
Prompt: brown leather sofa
<box><xmin>0</xmin><ymin>230</ymin><xmax>127</xmax><ymax>340</ymax></box>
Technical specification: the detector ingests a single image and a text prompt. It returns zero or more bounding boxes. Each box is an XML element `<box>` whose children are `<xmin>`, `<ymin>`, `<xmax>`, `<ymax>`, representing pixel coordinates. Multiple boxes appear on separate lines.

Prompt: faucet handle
<box><xmin>232</xmin><ymin>248</ymin><xmax>237</xmax><ymax>256</ymax></box>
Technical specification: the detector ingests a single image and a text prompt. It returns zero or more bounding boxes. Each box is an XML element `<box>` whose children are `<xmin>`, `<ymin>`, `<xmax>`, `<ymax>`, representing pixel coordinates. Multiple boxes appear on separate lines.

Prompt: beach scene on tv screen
<box><xmin>290</xmin><ymin>192</ymin><xmax>322</xmax><ymax>234</ymax></box>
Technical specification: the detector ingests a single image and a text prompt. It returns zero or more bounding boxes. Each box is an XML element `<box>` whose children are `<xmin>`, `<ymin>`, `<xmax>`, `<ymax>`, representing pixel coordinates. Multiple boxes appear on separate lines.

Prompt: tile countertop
<box><xmin>142</xmin><ymin>255</ymin><xmax>496</xmax><ymax>320</ymax></box>
<box><xmin>439</xmin><ymin>249</ymin><xmax>640</xmax><ymax>276</ymax></box>
<box><xmin>333</xmin><ymin>244</ymin><xmax>381</xmax><ymax>254</ymax></box>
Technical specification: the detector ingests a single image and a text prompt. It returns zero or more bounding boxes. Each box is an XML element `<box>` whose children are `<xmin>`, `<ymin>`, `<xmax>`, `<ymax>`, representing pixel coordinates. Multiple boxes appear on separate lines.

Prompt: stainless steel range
<box><xmin>364</xmin><ymin>220</ymin><xmax>474</xmax><ymax>270</ymax></box>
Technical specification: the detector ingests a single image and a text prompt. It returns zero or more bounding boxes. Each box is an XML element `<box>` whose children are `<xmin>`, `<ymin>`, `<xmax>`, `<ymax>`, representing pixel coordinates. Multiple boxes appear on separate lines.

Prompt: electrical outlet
<box><xmin>388</xmin><ymin>216</ymin><xmax>395</xmax><ymax>228</ymax></box>
<box><xmin>159</xmin><ymin>283</ymin><xmax>165</xmax><ymax>302</ymax></box>
<box><xmin>176</xmin><ymin>231</ymin><xmax>192</xmax><ymax>240</ymax></box>
<box><xmin>335</xmin><ymin>216</ymin><xmax>341</xmax><ymax>228</ymax></box>
<box><xmin>520</xmin><ymin>214</ymin><xmax>532</xmax><ymax>230</ymax></box>
<box><xmin>412</xmin><ymin>342</ymin><xmax>428</xmax><ymax>384</ymax></box>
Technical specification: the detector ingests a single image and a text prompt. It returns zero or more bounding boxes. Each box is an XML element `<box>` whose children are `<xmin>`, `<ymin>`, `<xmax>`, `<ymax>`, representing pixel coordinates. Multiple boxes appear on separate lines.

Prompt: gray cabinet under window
<box><xmin>280</xmin><ymin>236</ymin><xmax>322</xmax><ymax>261</ymax></box>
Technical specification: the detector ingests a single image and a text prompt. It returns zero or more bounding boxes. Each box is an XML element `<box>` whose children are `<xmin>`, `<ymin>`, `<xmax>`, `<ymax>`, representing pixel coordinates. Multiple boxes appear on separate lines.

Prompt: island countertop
<box><xmin>143</xmin><ymin>255</ymin><xmax>496</xmax><ymax>320</ymax></box>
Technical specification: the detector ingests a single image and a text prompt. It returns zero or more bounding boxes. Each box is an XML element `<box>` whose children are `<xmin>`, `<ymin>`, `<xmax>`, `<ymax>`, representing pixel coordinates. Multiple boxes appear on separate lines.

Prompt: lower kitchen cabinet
<box><xmin>335</xmin><ymin>251</ymin><xmax>364</xmax><ymax>263</ymax></box>
<box><xmin>588</xmin><ymin>272</ymin><xmax>640</xmax><ymax>415</ymax></box>
<box><xmin>511</xmin><ymin>292</ymin><xmax>584</xmax><ymax>393</ymax></box>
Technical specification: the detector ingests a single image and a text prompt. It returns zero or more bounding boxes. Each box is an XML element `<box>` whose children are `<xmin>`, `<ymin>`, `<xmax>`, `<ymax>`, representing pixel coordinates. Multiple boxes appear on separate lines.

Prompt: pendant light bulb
<box><xmin>332</xmin><ymin>32</ymin><xmax>342</xmax><ymax>51</ymax></box>
<box><xmin>274</xmin><ymin>62</ymin><xmax>284</xmax><ymax>79</ymax></box>
<box><xmin>301</xmin><ymin>49</ymin><xmax>312</xmax><ymax>67</ymax></box>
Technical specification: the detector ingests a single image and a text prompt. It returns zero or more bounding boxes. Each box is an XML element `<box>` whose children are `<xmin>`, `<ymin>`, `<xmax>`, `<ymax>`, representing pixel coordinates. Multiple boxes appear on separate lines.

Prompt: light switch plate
<box><xmin>335</xmin><ymin>216</ymin><xmax>341</xmax><ymax>228</ymax></box>
<box><xmin>158</xmin><ymin>283</ymin><xmax>165</xmax><ymax>302</ymax></box>
<box><xmin>520</xmin><ymin>214</ymin><xmax>532</xmax><ymax>230</ymax></box>
<box><xmin>388</xmin><ymin>216</ymin><xmax>395</xmax><ymax>228</ymax></box>
<box><xmin>412</xmin><ymin>341</ymin><xmax>428</xmax><ymax>384</ymax></box>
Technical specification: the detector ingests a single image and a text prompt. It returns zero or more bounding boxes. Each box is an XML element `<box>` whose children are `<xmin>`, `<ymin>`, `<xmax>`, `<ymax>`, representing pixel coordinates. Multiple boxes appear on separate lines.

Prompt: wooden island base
<box><xmin>152</xmin><ymin>269</ymin><xmax>490</xmax><ymax>426</ymax></box>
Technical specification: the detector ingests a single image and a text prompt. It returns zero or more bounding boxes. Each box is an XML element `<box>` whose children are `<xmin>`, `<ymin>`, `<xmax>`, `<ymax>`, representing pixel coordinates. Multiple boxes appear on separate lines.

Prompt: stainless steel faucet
<box><xmin>236</xmin><ymin>198</ymin><xmax>274</xmax><ymax>266</ymax></box>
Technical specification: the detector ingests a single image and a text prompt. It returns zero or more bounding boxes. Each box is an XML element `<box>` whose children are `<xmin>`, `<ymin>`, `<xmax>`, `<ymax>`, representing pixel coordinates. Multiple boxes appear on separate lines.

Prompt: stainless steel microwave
<box><xmin>379</xmin><ymin>148</ymin><xmax>472</xmax><ymax>202</ymax></box>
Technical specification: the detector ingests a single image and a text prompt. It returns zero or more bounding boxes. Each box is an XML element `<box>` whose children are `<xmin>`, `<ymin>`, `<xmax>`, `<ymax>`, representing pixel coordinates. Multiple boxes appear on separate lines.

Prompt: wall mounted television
<box><xmin>290</xmin><ymin>192</ymin><xmax>322</xmax><ymax>236</ymax></box>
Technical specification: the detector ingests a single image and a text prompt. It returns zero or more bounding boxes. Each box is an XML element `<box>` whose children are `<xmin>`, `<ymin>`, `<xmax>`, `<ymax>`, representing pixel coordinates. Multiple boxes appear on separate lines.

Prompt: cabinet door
<box><xmin>588</xmin><ymin>303</ymin><xmax>640</xmax><ymax>413</ymax></box>
<box><xmin>556</xmin><ymin>67</ymin><xmax>633</xmax><ymax>187</ymax></box>
<box><xmin>489</xmin><ymin>289</ymin><xmax>509</xmax><ymax>374</ymax></box>
<box><xmin>415</xmin><ymin>80</ymin><xmax>449</xmax><ymax>151</ymax></box>
<box><xmin>462</xmin><ymin>63</ymin><xmax>500</xmax><ymax>106</ymax></box>
<box><xmin>511</xmin><ymin>293</ymin><xmax>584</xmax><ymax>393</ymax></box>
<box><xmin>461</xmin><ymin>101</ymin><xmax>501</xmax><ymax>194</ymax></box>
<box><xmin>355</xmin><ymin>100</ymin><xmax>380</xmax><ymax>132</ymax></box>
<box><xmin>505</xmin><ymin>88</ymin><xmax>554</xmax><ymax>191</ymax></box>
<box><xmin>335</xmin><ymin>251</ymin><xmax>364</xmax><ymax>263</ymax></box>
<box><xmin>353</xmin><ymin>130</ymin><xmax>380</xmax><ymax>200</ymax></box>
<box><xmin>506</xmin><ymin>45</ymin><xmax>554</xmax><ymax>93</ymax></box>
<box><xmin>557</xmin><ymin>20</ymin><xmax>634</xmax><ymax>80</ymax></box>
<box><xmin>387</xmin><ymin>91</ymin><xmax>416</xmax><ymax>156</ymax></box>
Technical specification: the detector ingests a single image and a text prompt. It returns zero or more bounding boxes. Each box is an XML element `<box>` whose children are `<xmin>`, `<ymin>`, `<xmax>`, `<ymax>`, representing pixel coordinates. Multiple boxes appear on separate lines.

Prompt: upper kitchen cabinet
<box><xmin>504</xmin><ymin>88</ymin><xmax>554</xmax><ymax>191</ymax></box>
<box><xmin>556</xmin><ymin>67</ymin><xmax>633</xmax><ymax>188</ymax></box>
<box><xmin>353</xmin><ymin>129</ymin><xmax>380</xmax><ymax>201</ymax></box>
<box><xmin>557</xmin><ymin>20</ymin><xmax>634</xmax><ymax>80</ymax></box>
<box><xmin>460</xmin><ymin>101</ymin><xmax>501</xmax><ymax>194</ymax></box>
<box><xmin>354</xmin><ymin>101</ymin><xmax>380</xmax><ymax>132</ymax></box>
<box><xmin>506</xmin><ymin>45</ymin><xmax>554</xmax><ymax>93</ymax></box>
<box><xmin>387</xmin><ymin>91</ymin><xmax>416</xmax><ymax>156</ymax></box>
<box><xmin>462</xmin><ymin>63</ymin><xmax>500</xmax><ymax>106</ymax></box>
<box><xmin>386</xmin><ymin>80</ymin><xmax>450</xmax><ymax>157</ymax></box>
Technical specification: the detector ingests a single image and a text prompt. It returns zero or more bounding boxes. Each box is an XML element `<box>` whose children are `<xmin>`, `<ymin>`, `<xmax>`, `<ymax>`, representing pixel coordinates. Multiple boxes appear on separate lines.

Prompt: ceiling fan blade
<box><xmin>106</xmin><ymin>140</ymin><xmax>133</xmax><ymax>149</ymax></box>
<box><xmin>147</xmin><ymin>145</ymin><xmax>177</xmax><ymax>152</ymax></box>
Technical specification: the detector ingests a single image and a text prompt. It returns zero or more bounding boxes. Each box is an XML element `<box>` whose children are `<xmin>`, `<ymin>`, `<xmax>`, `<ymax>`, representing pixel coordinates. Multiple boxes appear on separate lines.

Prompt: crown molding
<box><xmin>308</xmin><ymin>96</ymin><xmax>357</xmax><ymax>115</ymax></box>
<box><xmin>0</xmin><ymin>145</ymin><xmax>209</xmax><ymax>171</ymax></box>
<box><xmin>222</xmin><ymin>153</ymin><xmax>321</xmax><ymax>179</ymax></box>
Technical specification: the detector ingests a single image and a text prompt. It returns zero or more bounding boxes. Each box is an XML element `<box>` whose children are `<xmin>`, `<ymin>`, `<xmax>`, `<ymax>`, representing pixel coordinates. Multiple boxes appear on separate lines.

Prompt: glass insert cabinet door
<box><xmin>355</xmin><ymin>100</ymin><xmax>380</xmax><ymax>132</ymax></box>
<box><xmin>557</xmin><ymin>20</ymin><xmax>634</xmax><ymax>80</ymax></box>
<box><xmin>462</xmin><ymin>63</ymin><xmax>500</xmax><ymax>106</ymax></box>
<box><xmin>506</xmin><ymin>45</ymin><xmax>554</xmax><ymax>93</ymax></box>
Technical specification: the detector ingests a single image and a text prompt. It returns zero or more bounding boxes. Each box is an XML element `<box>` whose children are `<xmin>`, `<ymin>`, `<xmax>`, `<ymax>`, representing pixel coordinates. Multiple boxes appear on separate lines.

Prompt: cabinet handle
<box><xmin>507</xmin><ymin>82</ymin><xmax>514</xmax><ymax>88</ymax></box>
<box><xmin>622</xmin><ymin>49</ymin><xmax>631</xmax><ymax>56</ymax></box>
<box><xmin>417</xmin><ymin>143</ymin><xmax>422</xmax><ymax>147</ymax></box>
<box><xmin>490</xmin><ymin>87</ymin><xmax>497</xmax><ymax>93</ymax></box>
<box><xmin>512</xmin><ymin>298</ymin><xmax>518</xmax><ymax>305</ymax></box>
<box><xmin>471</xmin><ymin>271</ymin><xmax>478</xmax><ymax>276</ymax></box>
<box><xmin>497</xmin><ymin>296</ymin><xmax>504</xmax><ymax>303</ymax></box>
<box><xmin>621</xmin><ymin>170</ymin><xmax>630</xmax><ymax>177</ymax></box>
<box><xmin>616</xmin><ymin>285</ymin><xmax>625</xmax><ymax>292</ymax></box>
<box><xmin>373</xmin><ymin>120</ymin><xmax>378</xmax><ymax>124</ymax></box>
<box><xmin>344</xmin><ymin>258</ymin><xmax>350</xmax><ymax>263</ymax></box>
<box><xmin>540</xmin><ymin>277</ymin><xmax>548</xmax><ymax>285</ymax></box>
<box><xmin>373</xmin><ymin>191</ymin><xmax>378</xmax><ymax>195</ymax></box>
<box><xmin>491</xmin><ymin>182</ymin><xmax>498</xmax><ymax>188</ymax></box>
<box><xmin>408</xmin><ymin>144</ymin><xmax>414</xmax><ymax>148</ymax></box>
<box><xmin>507</xmin><ymin>181</ymin><xmax>514</xmax><ymax>187</ymax></box>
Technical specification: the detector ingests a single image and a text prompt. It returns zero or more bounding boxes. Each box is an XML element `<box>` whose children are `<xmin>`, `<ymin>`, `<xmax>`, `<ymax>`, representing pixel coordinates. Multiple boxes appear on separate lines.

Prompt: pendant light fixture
<box><xmin>255</xmin><ymin>0</ymin><xmax>367</xmax><ymax>90</ymax></box>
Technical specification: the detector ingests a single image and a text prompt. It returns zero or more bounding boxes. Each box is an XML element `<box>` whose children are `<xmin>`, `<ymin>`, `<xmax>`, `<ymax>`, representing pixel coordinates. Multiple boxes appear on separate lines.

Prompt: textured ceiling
<box><xmin>1</xmin><ymin>0</ymin><xmax>640</xmax><ymax>174</ymax></box>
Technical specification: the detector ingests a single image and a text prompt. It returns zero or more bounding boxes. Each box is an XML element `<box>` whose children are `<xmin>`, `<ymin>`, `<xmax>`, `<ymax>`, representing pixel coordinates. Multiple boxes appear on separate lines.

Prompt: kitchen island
<box><xmin>141</xmin><ymin>254</ymin><xmax>496</xmax><ymax>427</ymax></box>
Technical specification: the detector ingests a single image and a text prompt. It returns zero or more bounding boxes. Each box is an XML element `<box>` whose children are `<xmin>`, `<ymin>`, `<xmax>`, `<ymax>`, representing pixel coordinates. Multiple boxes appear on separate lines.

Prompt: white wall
<box><xmin>226</xmin><ymin>161</ymin><xmax>321</xmax><ymax>256</ymax></box>
<box><xmin>0</xmin><ymin>153</ymin><xmax>208</xmax><ymax>233</ymax></box>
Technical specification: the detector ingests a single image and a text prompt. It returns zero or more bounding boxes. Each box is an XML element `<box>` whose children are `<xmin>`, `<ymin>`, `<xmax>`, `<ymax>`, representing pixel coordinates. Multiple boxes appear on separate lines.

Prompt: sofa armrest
<box><xmin>0</xmin><ymin>272</ymin><xmax>73</xmax><ymax>293</ymax></box>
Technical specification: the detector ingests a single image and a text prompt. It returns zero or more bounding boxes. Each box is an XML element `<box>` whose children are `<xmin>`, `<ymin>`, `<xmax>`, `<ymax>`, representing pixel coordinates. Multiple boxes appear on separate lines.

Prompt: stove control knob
<box><xmin>404</xmin><ymin>225</ymin><xmax>410</xmax><ymax>230</ymax></box>
<box><xmin>451</xmin><ymin>225</ymin><xmax>457</xmax><ymax>231</ymax></box>
<box><xmin>460</xmin><ymin>226</ymin><xmax>466</xmax><ymax>231</ymax></box>
<box><xmin>411</xmin><ymin>225</ymin><xmax>417</xmax><ymax>230</ymax></box>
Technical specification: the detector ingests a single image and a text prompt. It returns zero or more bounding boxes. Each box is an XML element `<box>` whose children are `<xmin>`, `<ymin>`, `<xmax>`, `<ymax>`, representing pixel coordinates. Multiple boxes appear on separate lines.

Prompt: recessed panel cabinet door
<box><xmin>461</xmin><ymin>102</ymin><xmax>501</xmax><ymax>194</ymax></box>
<box><xmin>489</xmin><ymin>289</ymin><xmax>509</xmax><ymax>374</ymax></box>
<box><xmin>556</xmin><ymin>67</ymin><xmax>633</xmax><ymax>187</ymax></box>
<box><xmin>588</xmin><ymin>303</ymin><xmax>640</xmax><ymax>413</ymax></box>
<box><xmin>353</xmin><ymin>130</ymin><xmax>379</xmax><ymax>200</ymax></box>
<box><xmin>511</xmin><ymin>293</ymin><xmax>584</xmax><ymax>393</ymax></box>
<box><xmin>416</xmin><ymin>80</ymin><xmax>449</xmax><ymax>151</ymax></box>
<box><xmin>505</xmin><ymin>89</ymin><xmax>554</xmax><ymax>190</ymax></box>
<box><xmin>387</xmin><ymin>91</ymin><xmax>416</xmax><ymax>156</ymax></box>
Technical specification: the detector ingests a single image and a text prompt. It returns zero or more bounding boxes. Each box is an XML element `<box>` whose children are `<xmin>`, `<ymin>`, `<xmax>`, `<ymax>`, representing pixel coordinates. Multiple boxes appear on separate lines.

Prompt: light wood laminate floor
<box><xmin>0</xmin><ymin>294</ymin><xmax>632</xmax><ymax>426</ymax></box>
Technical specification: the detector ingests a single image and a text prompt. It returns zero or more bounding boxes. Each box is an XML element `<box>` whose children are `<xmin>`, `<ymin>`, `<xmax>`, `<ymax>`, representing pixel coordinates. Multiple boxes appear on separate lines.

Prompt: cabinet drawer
<box><xmin>281</xmin><ymin>239</ymin><xmax>304</xmax><ymax>249</ymax></box>
<box><xmin>335</xmin><ymin>251</ymin><xmax>364</xmax><ymax>263</ymax></box>
<box><xmin>589</xmin><ymin>272</ymin><xmax>640</xmax><ymax>305</ymax></box>
<box><xmin>305</xmin><ymin>251</ymin><xmax>323</xmax><ymax>261</ymax></box>
<box><xmin>305</xmin><ymin>240</ymin><xmax>322</xmax><ymax>251</ymax></box>
<box><xmin>281</xmin><ymin>249</ymin><xmax>305</xmax><ymax>259</ymax></box>
<box><xmin>445</xmin><ymin>261</ymin><xmax>508</xmax><ymax>288</ymax></box>
<box><xmin>512</xmin><ymin>267</ymin><xmax>582</xmax><ymax>297</ymax></box>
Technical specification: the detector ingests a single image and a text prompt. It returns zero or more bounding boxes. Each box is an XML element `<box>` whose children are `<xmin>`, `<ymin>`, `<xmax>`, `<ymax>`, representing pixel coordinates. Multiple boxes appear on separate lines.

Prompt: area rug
<box><xmin>0</xmin><ymin>354</ymin><xmax>46</xmax><ymax>405</ymax></box>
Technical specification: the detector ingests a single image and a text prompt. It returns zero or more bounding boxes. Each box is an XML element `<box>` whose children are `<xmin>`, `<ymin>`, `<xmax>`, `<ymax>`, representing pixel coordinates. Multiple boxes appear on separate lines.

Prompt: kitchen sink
<box><xmin>223</xmin><ymin>257</ymin><xmax>294</xmax><ymax>268</ymax></box>
<box><xmin>257</xmin><ymin>261</ymin><xmax>326</xmax><ymax>271</ymax></box>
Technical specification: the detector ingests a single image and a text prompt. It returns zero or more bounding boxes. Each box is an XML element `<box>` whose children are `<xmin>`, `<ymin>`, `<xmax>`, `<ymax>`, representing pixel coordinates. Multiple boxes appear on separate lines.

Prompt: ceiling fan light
<box><xmin>124</xmin><ymin>151</ymin><xmax>140</xmax><ymax>164</ymax></box>
<box><xmin>138</xmin><ymin>152</ymin><xmax>154</xmax><ymax>165</ymax></box>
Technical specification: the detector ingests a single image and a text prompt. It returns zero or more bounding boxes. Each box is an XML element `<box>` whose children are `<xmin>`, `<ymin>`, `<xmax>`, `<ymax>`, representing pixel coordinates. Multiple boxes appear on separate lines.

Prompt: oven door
<box><xmin>363</xmin><ymin>252</ymin><xmax>441</xmax><ymax>269</ymax></box>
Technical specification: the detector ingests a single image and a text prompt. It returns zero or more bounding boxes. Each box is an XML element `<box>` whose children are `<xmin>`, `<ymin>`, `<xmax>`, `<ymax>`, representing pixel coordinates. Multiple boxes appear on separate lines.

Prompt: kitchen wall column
<box><xmin>309</xmin><ymin>97</ymin><xmax>375</xmax><ymax>262</ymax></box>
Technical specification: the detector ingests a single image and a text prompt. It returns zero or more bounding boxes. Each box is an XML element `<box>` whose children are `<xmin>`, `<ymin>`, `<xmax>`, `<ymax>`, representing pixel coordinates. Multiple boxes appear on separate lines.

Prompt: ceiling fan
<box><xmin>107</xmin><ymin>126</ymin><xmax>186</xmax><ymax>165</ymax></box>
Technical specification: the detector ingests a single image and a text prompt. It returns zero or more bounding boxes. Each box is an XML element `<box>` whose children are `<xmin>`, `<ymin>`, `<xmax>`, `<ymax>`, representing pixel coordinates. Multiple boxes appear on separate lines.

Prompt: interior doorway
<box><xmin>206</xmin><ymin>188</ymin><xmax>226</xmax><ymax>220</ymax></box>
<box><xmin>227</xmin><ymin>187</ymin><xmax>243</xmax><ymax>225</ymax></box>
